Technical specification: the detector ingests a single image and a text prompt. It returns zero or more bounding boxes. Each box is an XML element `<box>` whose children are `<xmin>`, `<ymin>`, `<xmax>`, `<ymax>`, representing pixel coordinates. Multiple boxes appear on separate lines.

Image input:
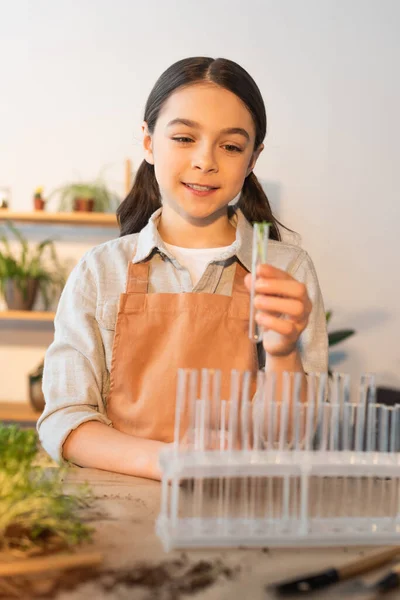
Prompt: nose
<box><xmin>191</xmin><ymin>143</ymin><xmax>218</xmax><ymax>173</ymax></box>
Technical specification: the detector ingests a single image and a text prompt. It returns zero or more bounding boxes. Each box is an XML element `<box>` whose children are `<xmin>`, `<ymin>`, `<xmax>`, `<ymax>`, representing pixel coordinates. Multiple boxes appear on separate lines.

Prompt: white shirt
<box><xmin>163</xmin><ymin>242</ymin><xmax>232</xmax><ymax>286</ymax></box>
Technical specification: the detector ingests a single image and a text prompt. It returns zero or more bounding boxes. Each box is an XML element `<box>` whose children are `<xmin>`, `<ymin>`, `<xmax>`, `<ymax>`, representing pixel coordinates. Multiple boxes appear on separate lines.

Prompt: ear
<box><xmin>246</xmin><ymin>143</ymin><xmax>264</xmax><ymax>177</ymax></box>
<box><xmin>142</xmin><ymin>121</ymin><xmax>154</xmax><ymax>165</ymax></box>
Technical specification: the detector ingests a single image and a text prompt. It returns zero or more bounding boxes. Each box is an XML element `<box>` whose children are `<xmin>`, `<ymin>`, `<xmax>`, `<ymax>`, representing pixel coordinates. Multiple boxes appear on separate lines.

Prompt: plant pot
<box><xmin>73</xmin><ymin>197</ymin><xmax>94</xmax><ymax>212</ymax></box>
<box><xmin>34</xmin><ymin>196</ymin><xmax>46</xmax><ymax>210</ymax></box>
<box><xmin>4</xmin><ymin>278</ymin><xmax>39</xmax><ymax>310</ymax></box>
<box><xmin>28</xmin><ymin>363</ymin><xmax>45</xmax><ymax>412</ymax></box>
<box><xmin>29</xmin><ymin>379</ymin><xmax>45</xmax><ymax>411</ymax></box>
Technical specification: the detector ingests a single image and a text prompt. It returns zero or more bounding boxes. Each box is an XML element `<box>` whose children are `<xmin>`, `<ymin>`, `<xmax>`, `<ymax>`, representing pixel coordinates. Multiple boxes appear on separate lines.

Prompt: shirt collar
<box><xmin>133</xmin><ymin>207</ymin><xmax>253</xmax><ymax>272</ymax></box>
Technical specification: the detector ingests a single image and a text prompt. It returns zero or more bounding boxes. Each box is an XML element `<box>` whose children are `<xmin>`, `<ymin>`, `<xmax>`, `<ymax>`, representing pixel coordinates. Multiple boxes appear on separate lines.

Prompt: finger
<box><xmin>244</xmin><ymin>273</ymin><xmax>252</xmax><ymax>289</ymax></box>
<box><xmin>254</xmin><ymin>295</ymin><xmax>307</xmax><ymax>320</ymax></box>
<box><xmin>256</xmin><ymin>264</ymin><xmax>291</xmax><ymax>279</ymax></box>
<box><xmin>255</xmin><ymin>313</ymin><xmax>298</xmax><ymax>337</ymax></box>
<box><xmin>244</xmin><ymin>267</ymin><xmax>291</xmax><ymax>290</ymax></box>
<box><xmin>255</xmin><ymin>278</ymin><xmax>308</xmax><ymax>301</ymax></box>
<box><xmin>245</xmin><ymin>271</ymin><xmax>310</xmax><ymax>306</ymax></box>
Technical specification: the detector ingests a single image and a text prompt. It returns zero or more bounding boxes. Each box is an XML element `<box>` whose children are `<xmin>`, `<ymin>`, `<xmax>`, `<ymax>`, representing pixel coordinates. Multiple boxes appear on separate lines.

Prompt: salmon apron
<box><xmin>106</xmin><ymin>257</ymin><xmax>258</xmax><ymax>442</ymax></box>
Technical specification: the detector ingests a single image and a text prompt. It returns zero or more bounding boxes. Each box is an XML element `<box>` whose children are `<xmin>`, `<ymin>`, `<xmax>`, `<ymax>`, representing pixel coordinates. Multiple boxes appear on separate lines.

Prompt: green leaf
<box><xmin>0</xmin><ymin>234</ymin><xmax>12</xmax><ymax>258</ymax></box>
<box><xmin>325</xmin><ymin>310</ymin><xmax>332</xmax><ymax>324</ymax></box>
<box><xmin>0</xmin><ymin>425</ymin><xmax>94</xmax><ymax>553</ymax></box>
<box><xmin>328</xmin><ymin>329</ymin><xmax>355</xmax><ymax>347</ymax></box>
<box><xmin>254</xmin><ymin>222</ymin><xmax>271</xmax><ymax>263</ymax></box>
<box><xmin>0</xmin><ymin>223</ymin><xmax>67</xmax><ymax>309</ymax></box>
<box><xmin>0</xmin><ymin>426</ymin><xmax>38</xmax><ymax>472</ymax></box>
<box><xmin>4</xmin><ymin>221</ymin><xmax>29</xmax><ymax>270</ymax></box>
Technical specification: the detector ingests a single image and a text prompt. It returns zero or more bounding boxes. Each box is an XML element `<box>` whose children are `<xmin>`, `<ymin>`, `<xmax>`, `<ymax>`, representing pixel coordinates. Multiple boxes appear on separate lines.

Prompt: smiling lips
<box><xmin>183</xmin><ymin>182</ymin><xmax>219</xmax><ymax>196</ymax></box>
<box><xmin>184</xmin><ymin>182</ymin><xmax>218</xmax><ymax>191</ymax></box>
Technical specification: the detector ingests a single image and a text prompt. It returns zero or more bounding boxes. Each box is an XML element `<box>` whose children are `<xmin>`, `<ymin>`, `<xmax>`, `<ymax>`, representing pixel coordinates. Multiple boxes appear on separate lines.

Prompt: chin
<box><xmin>179</xmin><ymin>199</ymin><xmax>229</xmax><ymax>216</ymax></box>
<box><xmin>183</xmin><ymin>206</ymin><xmax>227</xmax><ymax>222</ymax></box>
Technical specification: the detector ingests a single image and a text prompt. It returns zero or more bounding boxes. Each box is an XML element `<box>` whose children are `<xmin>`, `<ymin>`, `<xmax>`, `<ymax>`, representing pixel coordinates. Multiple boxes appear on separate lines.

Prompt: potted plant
<box><xmin>33</xmin><ymin>186</ymin><xmax>46</xmax><ymax>211</ymax></box>
<box><xmin>0</xmin><ymin>186</ymin><xmax>11</xmax><ymax>209</ymax></box>
<box><xmin>326</xmin><ymin>310</ymin><xmax>356</xmax><ymax>375</ymax></box>
<box><xmin>28</xmin><ymin>359</ymin><xmax>45</xmax><ymax>412</ymax></box>
<box><xmin>51</xmin><ymin>179</ymin><xmax>120</xmax><ymax>213</ymax></box>
<box><xmin>0</xmin><ymin>221</ymin><xmax>66</xmax><ymax>311</ymax></box>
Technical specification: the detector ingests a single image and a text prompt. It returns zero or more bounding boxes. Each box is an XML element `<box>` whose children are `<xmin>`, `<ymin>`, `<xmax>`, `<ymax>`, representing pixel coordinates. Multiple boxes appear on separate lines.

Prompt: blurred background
<box><xmin>0</xmin><ymin>0</ymin><xmax>399</xmax><ymax>412</ymax></box>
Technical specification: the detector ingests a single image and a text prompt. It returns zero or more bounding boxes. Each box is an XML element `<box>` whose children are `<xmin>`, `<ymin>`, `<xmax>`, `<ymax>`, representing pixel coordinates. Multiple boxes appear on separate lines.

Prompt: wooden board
<box><xmin>0</xmin><ymin>552</ymin><xmax>103</xmax><ymax>577</ymax></box>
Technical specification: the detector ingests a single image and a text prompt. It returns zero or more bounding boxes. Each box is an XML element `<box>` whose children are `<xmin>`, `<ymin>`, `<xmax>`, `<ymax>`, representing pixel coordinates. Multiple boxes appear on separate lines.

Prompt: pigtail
<box><xmin>237</xmin><ymin>172</ymin><xmax>286</xmax><ymax>241</ymax></box>
<box><xmin>117</xmin><ymin>160</ymin><xmax>161</xmax><ymax>236</ymax></box>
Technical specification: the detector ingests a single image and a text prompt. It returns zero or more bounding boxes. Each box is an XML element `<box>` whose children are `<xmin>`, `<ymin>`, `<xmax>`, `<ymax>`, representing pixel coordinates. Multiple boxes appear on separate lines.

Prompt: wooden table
<box><xmin>57</xmin><ymin>467</ymin><xmax>400</xmax><ymax>599</ymax></box>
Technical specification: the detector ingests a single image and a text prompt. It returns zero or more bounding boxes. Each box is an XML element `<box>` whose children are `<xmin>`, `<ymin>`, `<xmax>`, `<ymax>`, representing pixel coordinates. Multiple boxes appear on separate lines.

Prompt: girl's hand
<box><xmin>244</xmin><ymin>264</ymin><xmax>312</xmax><ymax>357</ymax></box>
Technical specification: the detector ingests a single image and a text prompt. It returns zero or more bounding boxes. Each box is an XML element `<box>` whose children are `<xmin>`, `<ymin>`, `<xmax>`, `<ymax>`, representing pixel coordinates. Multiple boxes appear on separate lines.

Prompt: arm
<box><xmin>62</xmin><ymin>421</ymin><xmax>165</xmax><ymax>480</ymax></box>
<box><xmin>264</xmin><ymin>347</ymin><xmax>307</xmax><ymax>408</ymax></box>
<box><xmin>37</xmin><ymin>255</ymin><xmax>166</xmax><ymax>480</ymax></box>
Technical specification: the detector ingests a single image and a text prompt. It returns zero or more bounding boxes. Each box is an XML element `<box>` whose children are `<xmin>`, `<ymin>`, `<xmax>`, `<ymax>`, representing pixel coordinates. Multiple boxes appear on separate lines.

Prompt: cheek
<box><xmin>154</xmin><ymin>146</ymin><xmax>184</xmax><ymax>185</ymax></box>
<box><xmin>153</xmin><ymin>155</ymin><xmax>176</xmax><ymax>187</ymax></box>
<box><xmin>227</xmin><ymin>160</ymin><xmax>250</xmax><ymax>190</ymax></box>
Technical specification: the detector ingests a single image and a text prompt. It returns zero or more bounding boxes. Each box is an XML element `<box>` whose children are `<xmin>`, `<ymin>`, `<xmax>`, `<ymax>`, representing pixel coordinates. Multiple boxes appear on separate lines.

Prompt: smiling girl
<box><xmin>37</xmin><ymin>57</ymin><xmax>328</xmax><ymax>479</ymax></box>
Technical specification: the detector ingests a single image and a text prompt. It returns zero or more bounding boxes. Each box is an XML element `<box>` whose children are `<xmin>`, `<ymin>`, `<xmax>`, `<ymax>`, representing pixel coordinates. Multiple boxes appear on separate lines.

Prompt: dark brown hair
<box><xmin>117</xmin><ymin>57</ymin><xmax>285</xmax><ymax>240</ymax></box>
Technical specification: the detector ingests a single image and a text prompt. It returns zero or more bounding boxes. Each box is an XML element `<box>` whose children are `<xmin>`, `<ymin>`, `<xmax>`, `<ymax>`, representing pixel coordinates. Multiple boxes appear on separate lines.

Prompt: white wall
<box><xmin>1</xmin><ymin>0</ymin><xmax>399</xmax><ymax>402</ymax></box>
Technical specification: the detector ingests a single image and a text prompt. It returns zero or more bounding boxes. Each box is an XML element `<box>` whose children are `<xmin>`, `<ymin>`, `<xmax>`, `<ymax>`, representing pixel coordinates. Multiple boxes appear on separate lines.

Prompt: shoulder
<box><xmin>83</xmin><ymin>233</ymin><xmax>139</xmax><ymax>262</ymax></box>
<box><xmin>267</xmin><ymin>241</ymin><xmax>322</xmax><ymax>297</ymax></box>
<box><xmin>267</xmin><ymin>240</ymin><xmax>313</xmax><ymax>276</ymax></box>
<box><xmin>64</xmin><ymin>234</ymin><xmax>139</xmax><ymax>307</ymax></box>
<box><xmin>75</xmin><ymin>234</ymin><xmax>139</xmax><ymax>276</ymax></box>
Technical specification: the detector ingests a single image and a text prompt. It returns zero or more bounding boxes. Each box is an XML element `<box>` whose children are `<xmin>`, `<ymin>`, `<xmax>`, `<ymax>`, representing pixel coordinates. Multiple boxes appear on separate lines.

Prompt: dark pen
<box><xmin>371</xmin><ymin>561</ymin><xmax>400</xmax><ymax>594</ymax></box>
<box><xmin>271</xmin><ymin>547</ymin><xmax>400</xmax><ymax>595</ymax></box>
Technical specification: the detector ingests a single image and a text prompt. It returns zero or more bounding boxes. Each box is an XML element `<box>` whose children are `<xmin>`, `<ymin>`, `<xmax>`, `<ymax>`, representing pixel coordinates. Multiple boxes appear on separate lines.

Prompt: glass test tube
<box><xmin>249</xmin><ymin>222</ymin><xmax>270</xmax><ymax>343</ymax></box>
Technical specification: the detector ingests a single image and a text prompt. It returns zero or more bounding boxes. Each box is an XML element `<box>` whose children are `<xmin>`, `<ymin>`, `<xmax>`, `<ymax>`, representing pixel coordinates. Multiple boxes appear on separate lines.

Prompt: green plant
<box><xmin>326</xmin><ymin>310</ymin><xmax>355</xmax><ymax>347</ymax></box>
<box><xmin>326</xmin><ymin>310</ymin><xmax>356</xmax><ymax>375</ymax></box>
<box><xmin>0</xmin><ymin>425</ymin><xmax>94</xmax><ymax>553</ymax></box>
<box><xmin>33</xmin><ymin>186</ymin><xmax>45</xmax><ymax>201</ymax></box>
<box><xmin>29</xmin><ymin>359</ymin><xmax>44</xmax><ymax>385</ymax></box>
<box><xmin>28</xmin><ymin>359</ymin><xmax>45</xmax><ymax>411</ymax></box>
<box><xmin>52</xmin><ymin>179</ymin><xmax>120</xmax><ymax>213</ymax></box>
<box><xmin>0</xmin><ymin>221</ymin><xmax>66</xmax><ymax>309</ymax></box>
<box><xmin>254</xmin><ymin>221</ymin><xmax>270</xmax><ymax>263</ymax></box>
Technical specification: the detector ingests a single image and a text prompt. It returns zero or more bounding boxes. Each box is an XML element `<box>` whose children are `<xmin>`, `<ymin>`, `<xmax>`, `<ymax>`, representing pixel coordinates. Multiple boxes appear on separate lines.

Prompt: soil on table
<box><xmin>0</xmin><ymin>554</ymin><xmax>240</xmax><ymax>599</ymax></box>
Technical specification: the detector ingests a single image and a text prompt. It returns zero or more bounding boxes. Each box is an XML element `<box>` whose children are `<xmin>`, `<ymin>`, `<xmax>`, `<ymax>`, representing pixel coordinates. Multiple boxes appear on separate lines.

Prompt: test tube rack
<box><xmin>156</xmin><ymin>370</ymin><xmax>400</xmax><ymax>550</ymax></box>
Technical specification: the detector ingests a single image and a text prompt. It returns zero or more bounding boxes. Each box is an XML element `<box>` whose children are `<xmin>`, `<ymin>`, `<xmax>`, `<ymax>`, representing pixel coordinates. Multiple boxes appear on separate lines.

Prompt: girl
<box><xmin>37</xmin><ymin>57</ymin><xmax>328</xmax><ymax>479</ymax></box>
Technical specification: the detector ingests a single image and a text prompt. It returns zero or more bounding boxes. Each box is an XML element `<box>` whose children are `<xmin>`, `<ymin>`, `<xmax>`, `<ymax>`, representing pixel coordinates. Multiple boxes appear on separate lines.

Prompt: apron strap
<box><xmin>126</xmin><ymin>261</ymin><xmax>150</xmax><ymax>293</ymax></box>
<box><xmin>231</xmin><ymin>261</ymin><xmax>250</xmax><ymax>296</ymax></box>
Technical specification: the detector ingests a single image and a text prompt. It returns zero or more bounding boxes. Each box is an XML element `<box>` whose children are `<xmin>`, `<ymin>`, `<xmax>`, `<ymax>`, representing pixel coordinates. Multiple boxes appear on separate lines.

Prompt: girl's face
<box><xmin>143</xmin><ymin>83</ymin><xmax>263</xmax><ymax>223</ymax></box>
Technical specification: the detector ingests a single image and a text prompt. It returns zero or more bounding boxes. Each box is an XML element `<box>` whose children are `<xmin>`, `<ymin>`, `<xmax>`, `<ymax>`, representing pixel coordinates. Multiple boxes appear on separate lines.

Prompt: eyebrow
<box><xmin>166</xmin><ymin>118</ymin><xmax>250</xmax><ymax>141</ymax></box>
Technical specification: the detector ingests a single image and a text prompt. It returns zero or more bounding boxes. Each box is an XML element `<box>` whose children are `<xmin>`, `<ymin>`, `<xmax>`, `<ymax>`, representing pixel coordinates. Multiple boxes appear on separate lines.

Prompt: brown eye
<box><xmin>172</xmin><ymin>137</ymin><xmax>194</xmax><ymax>143</ymax></box>
<box><xmin>223</xmin><ymin>144</ymin><xmax>242</xmax><ymax>153</ymax></box>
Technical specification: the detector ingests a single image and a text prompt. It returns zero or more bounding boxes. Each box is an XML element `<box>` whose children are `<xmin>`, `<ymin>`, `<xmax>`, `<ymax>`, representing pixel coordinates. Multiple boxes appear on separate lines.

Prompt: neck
<box><xmin>158</xmin><ymin>206</ymin><xmax>236</xmax><ymax>248</ymax></box>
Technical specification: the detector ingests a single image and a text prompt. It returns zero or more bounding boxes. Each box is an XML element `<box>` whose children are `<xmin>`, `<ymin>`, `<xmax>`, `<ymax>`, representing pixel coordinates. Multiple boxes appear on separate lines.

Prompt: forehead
<box><xmin>157</xmin><ymin>83</ymin><xmax>256</xmax><ymax>136</ymax></box>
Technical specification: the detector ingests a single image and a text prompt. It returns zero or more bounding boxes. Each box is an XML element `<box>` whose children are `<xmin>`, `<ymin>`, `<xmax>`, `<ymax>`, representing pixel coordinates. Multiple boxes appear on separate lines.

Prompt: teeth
<box><xmin>186</xmin><ymin>183</ymin><xmax>214</xmax><ymax>191</ymax></box>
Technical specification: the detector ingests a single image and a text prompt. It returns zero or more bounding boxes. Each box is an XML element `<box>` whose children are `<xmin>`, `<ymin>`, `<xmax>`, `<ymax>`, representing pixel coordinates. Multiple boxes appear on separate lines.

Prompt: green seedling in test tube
<box><xmin>249</xmin><ymin>222</ymin><xmax>270</xmax><ymax>343</ymax></box>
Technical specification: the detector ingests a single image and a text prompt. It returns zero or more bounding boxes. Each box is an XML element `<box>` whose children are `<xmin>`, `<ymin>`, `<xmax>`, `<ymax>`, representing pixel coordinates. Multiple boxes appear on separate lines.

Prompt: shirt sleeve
<box><xmin>37</xmin><ymin>255</ymin><xmax>112</xmax><ymax>463</ymax></box>
<box><xmin>292</xmin><ymin>250</ymin><xmax>329</xmax><ymax>374</ymax></box>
